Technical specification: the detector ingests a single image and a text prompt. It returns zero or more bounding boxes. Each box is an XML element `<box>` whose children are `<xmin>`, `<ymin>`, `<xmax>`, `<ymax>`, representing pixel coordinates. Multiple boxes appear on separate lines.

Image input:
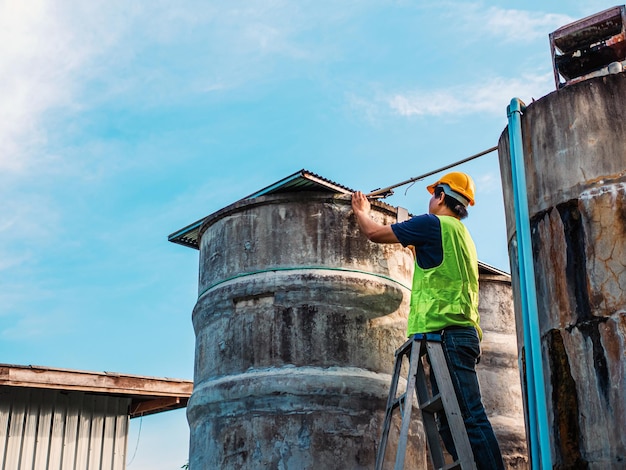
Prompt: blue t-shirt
<box><xmin>391</xmin><ymin>214</ymin><xmax>443</xmax><ymax>269</ymax></box>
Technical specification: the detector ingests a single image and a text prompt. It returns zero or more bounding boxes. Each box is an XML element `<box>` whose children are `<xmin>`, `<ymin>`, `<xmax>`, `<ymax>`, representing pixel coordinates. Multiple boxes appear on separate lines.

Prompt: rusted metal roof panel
<box><xmin>550</xmin><ymin>5</ymin><xmax>626</xmax><ymax>88</ymax></box>
<box><xmin>168</xmin><ymin>169</ymin><xmax>355</xmax><ymax>249</ymax></box>
<box><xmin>552</xmin><ymin>6</ymin><xmax>625</xmax><ymax>52</ymax></box>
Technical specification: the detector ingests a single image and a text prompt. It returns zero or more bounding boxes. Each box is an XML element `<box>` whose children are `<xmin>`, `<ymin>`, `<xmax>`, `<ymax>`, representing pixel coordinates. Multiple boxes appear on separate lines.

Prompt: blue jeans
<box><xmin>430</xmin><ymin>327</ymin><xmax>505</xmax><ymax>470</ymax></box>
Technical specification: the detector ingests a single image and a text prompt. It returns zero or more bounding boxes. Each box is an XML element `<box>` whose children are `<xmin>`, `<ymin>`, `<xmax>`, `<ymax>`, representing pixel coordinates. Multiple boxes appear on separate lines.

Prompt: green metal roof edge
<box><xmin>168</xmin><ymin>169</ymin><xmax>354</xmax><ymax>249</ymax></box>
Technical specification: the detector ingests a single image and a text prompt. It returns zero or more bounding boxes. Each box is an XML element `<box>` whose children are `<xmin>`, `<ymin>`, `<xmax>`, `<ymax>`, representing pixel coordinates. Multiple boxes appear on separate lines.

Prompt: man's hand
<box><xmin>351</xmin><ymin>191</ymin><xmax>371</xmax><ymax>214</ymax></box>
<box><xmin>351</xmin><ymin>191</ymin><xmax>399</xmax><ymax>244</ymax></box>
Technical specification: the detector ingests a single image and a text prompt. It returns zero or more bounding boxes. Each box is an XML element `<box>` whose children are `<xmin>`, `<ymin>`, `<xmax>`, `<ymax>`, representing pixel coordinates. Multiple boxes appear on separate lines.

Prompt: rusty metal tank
<box><xmin>183</xmin><ymin>183</ymin><xmax>425</xmax><ymax>469</ymax></box>
<box><xmin>498</xmin><ymin>73</ymin><xmax>626</xmax><ymax>468</ymax></box>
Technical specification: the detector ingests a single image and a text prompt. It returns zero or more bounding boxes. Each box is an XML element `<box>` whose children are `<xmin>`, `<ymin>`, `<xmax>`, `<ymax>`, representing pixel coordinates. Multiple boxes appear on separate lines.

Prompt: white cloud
<box><xmin>448</xmin><ymin>4</ymin><xmax>574</xmax><ymax>43</ymax></box>
<box><xmin>2</xmin><ymin>314</ymin><xmax>65</xmax><ymax>340</ymax></box>
<box><xmin>0</xmin><ymin>193</ymin><xmax>61</xmax><ymax>268</ymax></box>
<box><xmin>482</xmin><ymin>7</ymin><xmax>574</xmax><ymax>42</ymax></box>
<box><xmin>345</xmin><ymin>92</ymin><xmax>385</xmax><ymax>125</ymax></box>
<box><xmin>0</xmin><ymin>0</ymin><xmax>576</xmax><ymax>173</ymax></box>
<box><xmin>389</xmin><ymin>91</ymin><xmax>461</xmax><ymax>117</ymax></box>
<box><xmin>0</xmin><ymin>0</ymin><xmax>136</xmax><ymax>172</ymax></box>
<box><xmin>476</xmin><ymin>171</ymin><xmax>501</xmax><ymax>195</ymax></box>
<box><xmin>0</xmin><ymin>0</ymin><xmax>361</xmax><ymax>172</ymax></box>
<box><xmin>387</xmin><ymin>72</ymin><xmax>554</xmax><ymax>117</ymax></box>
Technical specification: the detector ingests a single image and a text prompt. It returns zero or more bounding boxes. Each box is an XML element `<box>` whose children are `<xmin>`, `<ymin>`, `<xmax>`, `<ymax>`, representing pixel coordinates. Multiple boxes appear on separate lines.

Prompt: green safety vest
<box><xmin>407</xmin><ymin>215</ymin><xmax>482</xmax><ymax>340</ymax></box>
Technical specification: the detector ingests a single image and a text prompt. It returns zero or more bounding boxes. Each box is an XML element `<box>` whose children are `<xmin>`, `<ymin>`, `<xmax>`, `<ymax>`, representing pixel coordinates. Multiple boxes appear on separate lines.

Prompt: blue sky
<box><xmin>1</xmin><ymin>1</ymin><xmax>618</xmax><ymax>468</ymax></box>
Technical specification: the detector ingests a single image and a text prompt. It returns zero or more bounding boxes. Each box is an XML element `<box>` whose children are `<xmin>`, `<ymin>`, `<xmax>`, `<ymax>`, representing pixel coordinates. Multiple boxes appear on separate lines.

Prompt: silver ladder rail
<box><xmin>375</xmin><ymin>334</ymin><xmax>477</xmax><ymax>470</ymax></box>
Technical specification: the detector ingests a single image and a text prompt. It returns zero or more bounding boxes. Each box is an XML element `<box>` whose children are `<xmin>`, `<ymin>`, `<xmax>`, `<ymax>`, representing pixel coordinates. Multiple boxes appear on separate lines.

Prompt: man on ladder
<box><xmin>351</xmin><ymin>172</ymin><xmax>505</xmax><ymax>469</ymax></box>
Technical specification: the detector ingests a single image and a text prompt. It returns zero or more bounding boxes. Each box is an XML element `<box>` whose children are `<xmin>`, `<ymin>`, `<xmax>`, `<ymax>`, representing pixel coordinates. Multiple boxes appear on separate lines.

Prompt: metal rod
<box><xmin>366</xmin><ymin>145</ymin><xmax>498</xmax><ymax>198</ymax></box>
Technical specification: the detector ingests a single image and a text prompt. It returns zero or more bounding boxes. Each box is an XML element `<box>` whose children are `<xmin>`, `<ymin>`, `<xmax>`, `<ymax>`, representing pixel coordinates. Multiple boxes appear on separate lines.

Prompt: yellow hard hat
<box><xmin>427</xmin><ymin>171</ymin><xmax>475</xmax><ymax>206</ymax></box>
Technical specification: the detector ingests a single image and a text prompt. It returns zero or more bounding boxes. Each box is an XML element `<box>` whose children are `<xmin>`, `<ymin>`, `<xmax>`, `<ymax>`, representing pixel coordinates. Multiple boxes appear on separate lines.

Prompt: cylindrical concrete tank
<box><xmin>186</xmin><ymin>192</ymin><xmax>426</xmax><ymax>469</ymax></box>
<box><xmin>477</xmin><ymin>271</ymin><xmax>528</xmax><ymax>469</ymax></box>
<box><xmin>183</xmin><ymin>187</ymin><xmax>528</xmax><ymax>469</ymax></box>
<box><xmin>498</xmin><ymin>73</ymin><xmax>626</xmax><ymax>468</ymax></box>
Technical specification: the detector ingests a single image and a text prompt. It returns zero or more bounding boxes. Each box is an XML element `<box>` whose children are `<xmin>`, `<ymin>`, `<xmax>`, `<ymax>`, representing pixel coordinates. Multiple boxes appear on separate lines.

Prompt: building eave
<box><xmin>0</xmin><ymin>364</ymin><xmax>193</xmax><ymax>418</ymax></box>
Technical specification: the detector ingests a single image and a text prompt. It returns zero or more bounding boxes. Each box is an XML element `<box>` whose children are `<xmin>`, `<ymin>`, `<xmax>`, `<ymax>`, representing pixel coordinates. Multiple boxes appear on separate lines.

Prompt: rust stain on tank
<box><xmin>531</xmin><ymin>199</ymin><xmax>611</xmax><ymax>401</ymax></box>
<box><xmin>547</xmin><ymin>329</ymin><xmax>586</xmax><ymax>469</ymax></box>
<box><xmin>556</xmin><ymin>200</ymin><xmax>592</xmax><ymax>321</ymax></box>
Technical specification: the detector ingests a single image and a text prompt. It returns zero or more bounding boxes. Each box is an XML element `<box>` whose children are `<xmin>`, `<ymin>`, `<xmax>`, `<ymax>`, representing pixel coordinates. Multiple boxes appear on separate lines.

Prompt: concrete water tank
<box><xmin>169</xmin><ymin>170</ymin><xmax>527</xmax><ymax>469</ymax></box>
<box><xmin>498</xmin><ymin>73</ymin><xmax>626</xmax><ymax>468</ymax></box>
<box><xmin>178</xmin><ymin>173</ymin><xmax>424</xmax><ymax>469</ymax></box>
<box><xmin>477</xmin><ymin>269</ymin><xmax>528</xmax><ymax>469</ymax></box>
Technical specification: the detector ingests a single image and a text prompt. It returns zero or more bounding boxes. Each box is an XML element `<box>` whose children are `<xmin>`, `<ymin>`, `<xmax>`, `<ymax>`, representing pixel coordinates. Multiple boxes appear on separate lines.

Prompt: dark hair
<box><xmin>434</xmin><ymin>186</ymin><xmax>468</xmax><ymax>220</ymax></box>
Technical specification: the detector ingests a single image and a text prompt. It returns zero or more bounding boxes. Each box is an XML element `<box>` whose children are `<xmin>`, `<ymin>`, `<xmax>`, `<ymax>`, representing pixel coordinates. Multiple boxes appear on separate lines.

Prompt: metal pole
<box><xmin>366</xmin><ymin>146</ymin><xmax>498</xmax><ymax>198</ymax></box>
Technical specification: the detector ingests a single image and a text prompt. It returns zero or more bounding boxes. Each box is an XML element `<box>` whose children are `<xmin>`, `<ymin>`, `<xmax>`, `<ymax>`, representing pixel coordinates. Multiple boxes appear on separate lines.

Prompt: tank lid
<box><xmin>168</xmin><ymin>169</ymin><xmax>355</xmax><ymax>249</ymax></box>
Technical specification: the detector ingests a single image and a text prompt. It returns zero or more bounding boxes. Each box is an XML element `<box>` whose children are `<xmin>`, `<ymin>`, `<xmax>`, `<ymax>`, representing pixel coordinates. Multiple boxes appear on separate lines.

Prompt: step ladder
<box><xmin>375</xmin><ymin>333</ymin><xmax>477</xmax><ymax>470</ymax></box>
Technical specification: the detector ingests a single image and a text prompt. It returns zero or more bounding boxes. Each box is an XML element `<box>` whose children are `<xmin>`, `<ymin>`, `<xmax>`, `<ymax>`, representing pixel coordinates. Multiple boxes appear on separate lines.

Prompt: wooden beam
<box><xmin>131</xmin><ymin>397</ymin><xmax>188</xmax><ymax>417</ymax></box>
<box><xmin>0</xmin><ymin>364</ymin><xmax>192</xmax><ymax>399</ymax></box>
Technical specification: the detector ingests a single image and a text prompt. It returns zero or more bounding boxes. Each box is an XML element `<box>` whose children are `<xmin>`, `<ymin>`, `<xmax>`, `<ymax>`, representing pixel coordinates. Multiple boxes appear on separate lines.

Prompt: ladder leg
<box><xmin>378</xmin><ymin>337</ymin><xmax>480</xmax><ymax>470</ymax></box>
<box><xmin>426</xmin><ymin>342</ymin><xmax>477</xmax><ymax>470</ymax></box>
<box><xmin>393</xmin><ymin>339</ymin><xmax>421</xmax><ymax>470</ymax></box>
<box><xmin>375</xmin><ymin>339</ymin><xmax>411</xmax><ymax>470</ymax></box>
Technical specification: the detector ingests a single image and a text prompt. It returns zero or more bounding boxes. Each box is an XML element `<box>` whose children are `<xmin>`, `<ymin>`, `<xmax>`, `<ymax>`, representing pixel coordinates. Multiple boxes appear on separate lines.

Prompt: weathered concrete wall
<box><xmin>498</xmin><ymin>72</ymin><xmax>626</xmax><ymax>469</ymax></box>
<box><xmin>186</xmin><ymin>191</ymin><xmax>527</xmax><ymax>469</ymax></box>
<box><xmin>187</xmin><ymin>193</ymin><xmax>426</xmax><ymax>469</ymax></box>
<box><xmin>478</xmin><ymin>275</ymin><xmax>528</xmax><ymax>469</ymax></box>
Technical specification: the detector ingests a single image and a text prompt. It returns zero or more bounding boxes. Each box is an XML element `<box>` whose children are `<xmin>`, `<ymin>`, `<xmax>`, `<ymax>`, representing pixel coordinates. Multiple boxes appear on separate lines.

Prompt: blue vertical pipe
<box><xmin>507</xmin><ymin>99</ymin><xmax>540</xmax><ymax>468</ymax></box>
<box><xmin>506</xmin><ymin>98</ymin><xmax>553</xmax><ymax>470</ymax></box>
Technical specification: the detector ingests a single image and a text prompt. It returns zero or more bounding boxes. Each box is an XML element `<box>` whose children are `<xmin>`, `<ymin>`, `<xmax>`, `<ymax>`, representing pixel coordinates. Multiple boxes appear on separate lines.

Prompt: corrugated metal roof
<box><xmin>478</xmin><ymin>261</ymin><xmax>511</xmax><ymax>278</ymax></box>
<box><xmin>242</xmin><ymin>169</ymin><xmax>355</xmax><ymax>199</ymax></box>
<box><xmin>0</xmin><ymin>365</ymin><xmax>193</xmax><ymax>470</ymax></box>
<box><xmin>167</xmin><ymin>219</ymin><xmax>204</xmax><ymax>250</ymax></box>
<box><xmin>0</xmin><ymin>387</ymin><xmax>129</xmax><ymax>470</ymax></box>
<box><xmin>168</xmin><ymin>169</ymin><xmax>354</xmax><ymax>249</ymax></box>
